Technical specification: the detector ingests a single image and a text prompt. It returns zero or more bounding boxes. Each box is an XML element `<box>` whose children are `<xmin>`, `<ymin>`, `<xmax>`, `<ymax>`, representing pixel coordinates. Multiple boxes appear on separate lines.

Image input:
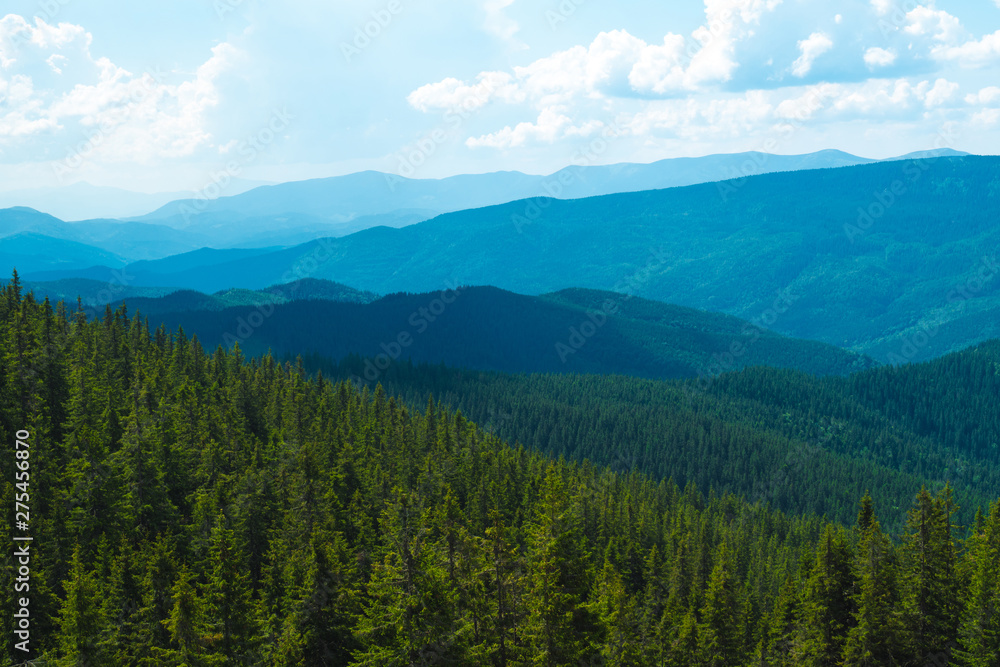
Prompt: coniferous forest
<box><xmin>3</xmin><ymin>273</ymin><xmax>1000</xmax><ymax>666</ymax></box>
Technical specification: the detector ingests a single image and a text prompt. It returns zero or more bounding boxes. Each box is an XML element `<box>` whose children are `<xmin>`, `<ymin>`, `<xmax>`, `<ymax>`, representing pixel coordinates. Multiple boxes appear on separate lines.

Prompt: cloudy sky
<box><xmin>0</xmin><ymin>0</ymin><xmax>997</xmax><ymax>193</ymax></box>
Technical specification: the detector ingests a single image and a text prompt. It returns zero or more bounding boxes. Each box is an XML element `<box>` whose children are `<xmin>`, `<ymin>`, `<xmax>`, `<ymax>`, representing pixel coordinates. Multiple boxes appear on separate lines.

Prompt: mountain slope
<box><xmin>0</xmin><ymin>233</ymin><xmax>128</xmax><ymax>274</ymax></box>
<box><xmin>311</xmin><ymin>336</ymin><xmax>1000</xmax><ymax>532</ymax></box>
<box><xmin>122</xmin><ymin>285</ymin><xmax>874</xmax><ymax>379</ymax></box>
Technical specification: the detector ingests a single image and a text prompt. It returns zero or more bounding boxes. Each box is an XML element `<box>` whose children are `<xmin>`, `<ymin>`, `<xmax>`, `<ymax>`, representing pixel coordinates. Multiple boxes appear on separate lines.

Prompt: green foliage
<box><xmin>1</xmin><ymin>277</ymin><xmax>999</xmax><ymax>664</ymax></box>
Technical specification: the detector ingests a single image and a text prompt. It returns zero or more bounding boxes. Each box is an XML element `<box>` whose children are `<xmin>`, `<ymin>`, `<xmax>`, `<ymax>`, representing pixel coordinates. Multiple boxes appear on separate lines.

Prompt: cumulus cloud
<box><xmin>685</xmin><ymin>0</ymin><xmax>783</xmax><ymax>87</ymax></box>
<box><xmin>904</xmin><ymin>6</ymin><xmax>964</xmax><ymax>44</ymax></box>
<box><xmin>403</xmin><ymin>0</ymin><xmax>994</xmax><ymax>153</ymax></box>
<box><xmin>408</xmin><ymin>0</ymin><xmax>787</xmax><ymax>116</ymax></box>
<box><xmin>864</xmin><ymin>47</ymin><xmax>896</xmax><ymax>68</ymax></box>
<box><xmin>965</xmin><ymin>86</ymin><xmax>1000</xmax><ymax>105</ymax></box>
<box><xmin>465</xmin><ymin>107</ymin><xmax>603</xmax><ymax>149</ymax></box>
<box><xmin>931</xmin><ymin>30</ymin><xmax>1000</xmax><ymax>66</ymax></box>
<box><xmin>791</xmin><ymin>32</ymin><xmax>833</xmax><ymax>77</ymax></box>
<box><xmin>922</xmin><ymin>78</ymin><xmax>959</xmax><ymax>107</ymax></box>
<box><xmin>406</xmin><ymin>72</ymin><xmax>522</xmax><ymax>113</ymax></box>
<box><xmin>0</xmin><ymin>15</ymin><xmax>242</xmax><ymax>163</ymax></box>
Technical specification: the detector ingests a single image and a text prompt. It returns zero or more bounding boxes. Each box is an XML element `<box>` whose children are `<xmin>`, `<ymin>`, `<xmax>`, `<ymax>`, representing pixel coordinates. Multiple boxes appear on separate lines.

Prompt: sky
<box><xmin>0</xmin><ymin>0</ymin><xmax>998</xmax><ymax>193</ymax></box>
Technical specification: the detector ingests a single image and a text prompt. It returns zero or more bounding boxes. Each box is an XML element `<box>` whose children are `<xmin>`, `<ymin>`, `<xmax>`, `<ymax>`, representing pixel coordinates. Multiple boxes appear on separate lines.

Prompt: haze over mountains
<box><xmin>0</xmin><ymin>179</ymin><xmax>271</xmax><ymax>222</ymax></box>
<box><xmin>3</xmin><ymin>149</ymin><xmax>993</xmax><ymax>367</ymax></box>
<box><xmin>1</xmin><ymin>148</ymin><xmax>965</xmax><ymax>247</ymax></box>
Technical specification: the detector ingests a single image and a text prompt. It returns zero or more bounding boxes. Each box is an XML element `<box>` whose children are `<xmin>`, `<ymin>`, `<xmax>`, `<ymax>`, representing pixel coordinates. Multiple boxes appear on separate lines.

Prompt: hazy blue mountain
<box><xmin>0</xmin><ymin>206</ymin><xmax>339</xmax><ymax>262</ymax></box>
<box><xmin>1</xmin><ymin>233</ymin><xmax>128</xmax><ymax>274</ymax></box>
<box><xmin>36</xmin><ymin>155</ymin><xmax>995</xmax><ymax>363</ymax></box>
<box><xmin>113</xmin><ymin>285</ymin><xmax>874</xmax><ymax>379</ymax></box>
<box><xmin>132</xmin><ymin>150</ymin><xmax>881</xmax><ymax>230</ymax></box>
<box><xmin>0</xmin><ymin>179</ymin><xmax>272</xmax><ymax>221</ymax></box>
<box><xmin>0</xmin><ymin>207</ymin><xmax>213</xmax><ymax>261</ymax></box>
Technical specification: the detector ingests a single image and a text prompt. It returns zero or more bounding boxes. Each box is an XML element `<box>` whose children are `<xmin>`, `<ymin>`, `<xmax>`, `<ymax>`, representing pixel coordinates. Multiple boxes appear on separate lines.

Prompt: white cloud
<box><xmin>627</xmin><ymin>34</ymin><xmax>686</xmax><ymax>94</ymax></box>
<box><xmin>972</xmin><ymin>108</ymin><xmax>1000</xmax><ymax>126</ymax></box>
<box><xmin>931</xmin><ymin>30</ymin><xmax>1000</xmax><ymax>66</ymax></box>
<box><xmin>465</xmin><ymin>107</ymin><xmax>603</xmax><ymax>149</ymax></box>
<box><xmin>626</xmin><ymin>91</ymin><xmax>773</xmax><ymax>140</ymax></box>
<box><xmin>0</xmin><ymin>15</ymin><xmax>243</xmax><ymax>163</ymax></box>
<box><xmin>407</xmin><ymin>72</ymin><xmax>521</xmax><ymax>113</ymax></box>
<box><xmin>685</xmin><ymin>0</ymin><xmax>783</xmax><ymax>87</ymax></box>
<box><xmin>774</xmin><ymin>83</ymin><xmax>841</xmax><ymax>120</ymax></box>
<box><xmin>791</xmin><ymin>32</ymin><xmax>833</xmax><ymax>77</ymax></box>
<box><xmin>922</xmin><ymin>78</ymin><xmax>958</xmax><ymax>108</ymax></box>
<box><xmin>965</xmin><ymin>86</ymin><xmax>1000</xmax><ymax>105</ymax></box>
<box><xmin>904</xmin><ymin>6</ymin><xmax>964</xmax><ymax>43</ymax></box>
<box><xmin>826</xmin><ymin>78</ymin><xmax>958</xmax><ymax>114</ymax></box>
<box><xmin>864</xmin><ymin>47</ymin><xmax>897</xmax><ymax>68</ymax></box>
<box><xmin>45</xmin><ymin>53</ymin><xmax>67</xmax><ymax>74</ymax></box>
<box><xmin>404</xmin><ymin>0</ymin><xmax>998</xmax><ymax>157</ymax></box>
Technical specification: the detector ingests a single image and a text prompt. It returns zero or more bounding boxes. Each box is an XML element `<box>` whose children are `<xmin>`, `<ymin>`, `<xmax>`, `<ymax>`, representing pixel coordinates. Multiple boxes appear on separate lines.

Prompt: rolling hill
<box><xmin>115</xmin><ymin>285</ymin><xmax>875</xmax><ymax>379</ymax></box>
<box><xmin>11</xmin><ymin>277</ymin><xmax>375</xmax><ymax>312</ymax></box>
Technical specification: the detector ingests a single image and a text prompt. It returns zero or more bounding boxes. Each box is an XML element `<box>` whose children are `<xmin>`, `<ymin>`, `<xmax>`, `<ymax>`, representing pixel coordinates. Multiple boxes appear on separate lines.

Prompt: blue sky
<box><xmin>0</xmin><ymin>0</ymin><xmax>998</xmax><ymax>193</ymax></box>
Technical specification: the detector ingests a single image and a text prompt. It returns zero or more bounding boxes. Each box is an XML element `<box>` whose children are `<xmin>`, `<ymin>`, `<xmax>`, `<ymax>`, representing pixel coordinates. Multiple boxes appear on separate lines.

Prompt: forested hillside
<box><xmin>137</xmin><ymin>285</ymin><xmax>874</xmax><ymax>380</ymax></box>
<box><xmin>2</xmin><ymin>274</ymin><xmax>1000</xmax><ymax>665</ymax></box>
<box><xmin>317</xmin><ymin>351</ymin><xmax>999</xmax><ymax>534</ymax></box>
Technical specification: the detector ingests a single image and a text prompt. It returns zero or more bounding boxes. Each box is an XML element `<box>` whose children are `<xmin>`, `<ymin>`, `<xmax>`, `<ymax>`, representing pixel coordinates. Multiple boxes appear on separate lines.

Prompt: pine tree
<box><xmin>954</xmin><ymin>499</ymin><xmax>1000</xmax><ymax>666</ymax></box>
<box><xmin>898</xmin><ymin>485</ymin><xmax>960</xmax><ymax>665</ymax></box>
<box><xmin>522</xmin><ymin>467</ymin><xmax>599</xmax><ymax>666</ymax></box>
<box><xmin>591</xmin><ymin>558</ymin><xmax>642</xmax><ymax>666</ymax></box>
<box><xmin>698</xmin><ymin>539</ymin><xmax>744</xmax><ymax>667</ymax></box>
<box><xmin>352</xmin><ymin>488</ymin><xmax>460</xmax><ymax>665</ymax></box>
<box><xmin>843</xmin><ymin>498</ymin><xmax>902</xmax><ymax>666</ymax></box>
<box><xmin>792</xmin><ymin>524</ymin><xmax>855</xmax><ymax>666</ymax></box>
<box><xmin>206</xmin><ymin>526</ymin><xmax>259</xmax><ymax>663</ymax></box>
<box><xmin>56</xmin><ymin>546</ymin><xmax>103</xmax><ymax>666</ymax></box>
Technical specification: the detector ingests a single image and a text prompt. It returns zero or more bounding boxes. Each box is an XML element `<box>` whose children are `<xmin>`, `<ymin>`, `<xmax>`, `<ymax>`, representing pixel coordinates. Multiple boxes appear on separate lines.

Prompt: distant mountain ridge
<box><xmin>132</xmin><ymin>148</ymin><xmax>965</xmax><ymax>229</ymax></box>
<box><xmin>0</xmin><ymin>179</ymin><xmax>273</xmax><ymax>221</ymax></box>
<box><xmin>0</xmin><ymin>148</ymin><xmax>970</xmax><ymax>264</ymax></box>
